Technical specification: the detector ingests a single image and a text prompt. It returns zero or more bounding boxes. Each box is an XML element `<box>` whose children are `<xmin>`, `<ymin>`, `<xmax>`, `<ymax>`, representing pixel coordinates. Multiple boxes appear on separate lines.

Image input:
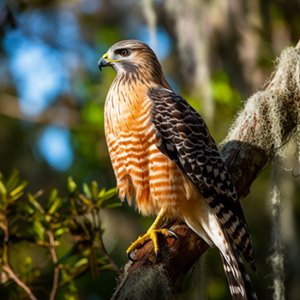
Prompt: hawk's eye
<box><xmin>119</xmin><ymin>49</ymin><xmax>129</xmax><ymax>57</ymax></box>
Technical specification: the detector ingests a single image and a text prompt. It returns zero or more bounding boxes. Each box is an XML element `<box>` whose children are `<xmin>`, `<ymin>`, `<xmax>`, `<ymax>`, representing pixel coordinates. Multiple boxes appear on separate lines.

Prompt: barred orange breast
<box><xmin>104</xmin><ymin>80</ymin><xmax>199</xmax><ymax>218</ymax></box>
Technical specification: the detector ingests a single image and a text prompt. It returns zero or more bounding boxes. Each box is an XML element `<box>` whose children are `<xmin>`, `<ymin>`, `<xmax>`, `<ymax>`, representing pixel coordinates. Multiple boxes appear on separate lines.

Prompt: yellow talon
<box><xmin>126</xmin><ymin>213</ymin><xmax>179</xmax><ymax>261</ymax></box>
<box><xmin>126</xmin><ymin>228</ymin><xmax>173</xmax><ymax>254</ymax></box>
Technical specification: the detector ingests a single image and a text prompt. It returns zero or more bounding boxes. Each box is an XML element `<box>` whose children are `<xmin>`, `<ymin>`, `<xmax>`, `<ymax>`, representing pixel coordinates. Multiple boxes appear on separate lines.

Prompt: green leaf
<box><xmin>68</xmin><ymin>177</ymin><xmax>77</xmax><ymax>194</ymax></box>
<box><xmin>69</xmin><ymin>197</ymin><xmax>78</xmax><ymax>214</ymax></box>
<box><xmin>6</xmin><ymin>169</ymin><xmax>20</xmax><ymax>193</ymax></box>
<box><xmin>9</xmin><ymin>191</ymin><xmax>24</xmax><ymax>203</ymax></box>
<box><xmin>64</xmin><ymin>295</ymin><xmax>75</xmax><ymax>300</ymax></box>
<box><xmin>67</xmin><ymin>279</ymin><xmax>78</xmax><ymax>295</ymax></box>
<box><xmin>98</xmin><ymin>188</ymin><xmax>106</xmax><ymax>198</ymax></box>
<box><xmin>48</xmin><ymin>197</ymin><xmax>62</xmax><ymax>215</ymax></box>
<box><xmin>21</xmin><ymin>203</ymin><xmax>35</xmax><ymax>215</ymax></box>
<box><xmin>102</xmin><ymin>203</ymin><xmax>121</xmax><ymax>209</ymax></box>
<box><xmin>83</xmin><ymin>183</ymin><xmax>92</xmax><ymax>198</ymax></box>
<box><xmin>78</xmin><ymin>194</ymin><xmax>91</xmax><ymax>207</ymax></box>
<box><xmin>33</xmin><ymin>220</ymin><xmax>45</xmax><ymax>241</ymax></box>
<box><xmin>98</xmin><ymin>264</ymin><xmax>116</xmax><ymax>272</ymax></box>
<box><xmin>54</xmin><ymin>228</ymin><xmax>65</xmax><ymax>237</ymax></box>
<box><xmin>98</xmin><ymin>187</ymin><xmax>117</xmax><ymax>204</ymax></box>
<box><xmin>96</xmin><ymin>257</ymin><xmax>107</xmax><ymax>265</ymax></box>
<box><xmin>0</xmin><ymin>181</ymin><xmax>7</xmax><ymax>197</ymax></box>
<box><xmin>48</xmin><ymin>189</ymin><xmax>58</xmax><ymax>207</ymax></box>
<box><xmin>24</xmin><ymin>256</ymin><xmax>33</xmax><ymax>274</ymax></box>
<box><xmin>27</xmin><ymin>192</ymin><xmax>45</xmax><ymax>214</ymax></box>
<box><xmin>73</xmin><ymin>258</ymin><xmax>88</xmax><ymax>268</ymax></box>
<box><xmin>90</xmin><ymin>181</ymin><xmax>98</xmax><ymax>202</ymax></box>
<box><xmin>10</xmin><ymin>180</ymin><xmax>28</xmax><ymax>197</ymax></box>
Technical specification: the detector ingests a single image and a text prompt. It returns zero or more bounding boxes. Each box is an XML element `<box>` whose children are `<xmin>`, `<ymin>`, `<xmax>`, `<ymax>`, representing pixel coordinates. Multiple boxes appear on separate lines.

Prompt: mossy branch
<box><xmin>111</xmin><ymin>40</ymin><xmax>300</xmax><ymax>300</ymax></box>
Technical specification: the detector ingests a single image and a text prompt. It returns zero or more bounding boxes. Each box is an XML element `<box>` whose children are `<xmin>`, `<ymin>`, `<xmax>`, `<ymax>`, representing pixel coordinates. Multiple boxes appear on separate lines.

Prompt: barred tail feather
<box><xmin>221</xmin><ymin>231</ymin><xmax>258</xmax><ymax>300</ymax></box>
<box><xmin>181</xmin><ymin>193</ymin><xmax>257</xmax><ymax>299</ymax></box>
<box><xmin>203</xmin><ymin>189</ymin><xmax>257</xmax><ymax>273</ymax></box>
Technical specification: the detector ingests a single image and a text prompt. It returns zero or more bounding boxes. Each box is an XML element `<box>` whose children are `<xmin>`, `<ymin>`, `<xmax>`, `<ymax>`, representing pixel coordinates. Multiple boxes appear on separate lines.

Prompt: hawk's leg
<box><xmin>126</xmin><ymin>212</ymin><xmax>178</xmax><ymax>261</ymax></box>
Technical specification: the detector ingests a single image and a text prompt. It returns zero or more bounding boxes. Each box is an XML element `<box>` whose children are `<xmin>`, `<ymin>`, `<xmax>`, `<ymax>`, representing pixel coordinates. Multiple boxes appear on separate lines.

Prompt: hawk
<box><xmin>99</xmin><ymin>40</ymin><xmax>257</xmax><ymax>300</ymax></box>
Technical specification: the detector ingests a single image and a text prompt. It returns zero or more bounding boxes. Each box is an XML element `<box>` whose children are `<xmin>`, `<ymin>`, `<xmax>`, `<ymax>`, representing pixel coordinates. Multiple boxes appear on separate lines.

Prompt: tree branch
<box><xmin>48</xmin><ymin>231</ymin><xmax>59</xmax><ymax>300</ymax></box>
<box><xmin>2</xmin><ymin>265</ymin><xmax>38</xmax><ymax>300</ymax></box>
<box><xmin>111</xmin><ymin>41</ymin><xmax>300</xmax><ymax>300</ymax></box>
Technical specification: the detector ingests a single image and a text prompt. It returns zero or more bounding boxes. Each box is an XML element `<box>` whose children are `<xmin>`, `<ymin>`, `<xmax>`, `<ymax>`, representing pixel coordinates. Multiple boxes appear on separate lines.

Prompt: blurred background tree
<box><xmin>0</xmin><ymin>0</ymin><xmax>300</xmax><ymax>299</ymax></box>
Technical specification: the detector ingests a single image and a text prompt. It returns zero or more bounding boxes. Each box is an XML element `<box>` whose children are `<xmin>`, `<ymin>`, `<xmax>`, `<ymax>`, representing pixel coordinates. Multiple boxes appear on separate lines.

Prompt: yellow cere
<box><xmin>103</xmin><ymin>53</ymin><xmax>109</xmax><ymax>60</ymax></box>
<box><xmin>103</xmin><ymin>52</ymin><xmax>122</xmax><ymax>62</ymax></box>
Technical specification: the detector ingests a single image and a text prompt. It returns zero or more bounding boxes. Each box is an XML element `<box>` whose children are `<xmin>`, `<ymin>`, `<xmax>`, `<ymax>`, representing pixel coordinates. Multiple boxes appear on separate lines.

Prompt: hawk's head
<box><xmin>98</xmin><ymin>40</ymin><xmax>171</xmax><ymax>88</ymax></box>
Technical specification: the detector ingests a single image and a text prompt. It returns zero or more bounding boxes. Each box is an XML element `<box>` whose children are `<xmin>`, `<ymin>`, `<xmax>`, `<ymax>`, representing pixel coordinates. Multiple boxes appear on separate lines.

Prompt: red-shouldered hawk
<box><xmin>99</xmin><ymin>40</ymin><xmax>257</xmax><ymax>300</ymax></box>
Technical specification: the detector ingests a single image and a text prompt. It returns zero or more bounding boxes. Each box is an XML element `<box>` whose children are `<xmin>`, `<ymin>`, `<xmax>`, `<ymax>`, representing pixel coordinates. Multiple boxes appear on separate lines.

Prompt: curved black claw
<box><xmin>155</xmin><ymin>250</ymin><xmax>160</xmax><ymax>262</ymax></box>
<box><xmin>127</xmin><ymin>252</ymin><xmax>139</xmax><ymax>262</ymax></box>
<box><xmin>167</xmin><ymin>229</ymin><xmax>179</xmax><ymax>239</ymax></box>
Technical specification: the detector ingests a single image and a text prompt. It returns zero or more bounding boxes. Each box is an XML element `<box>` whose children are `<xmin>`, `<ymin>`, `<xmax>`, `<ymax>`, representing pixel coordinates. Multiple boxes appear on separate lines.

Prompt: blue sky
<box><xmin>37</xmin><ymin>125</ymin><xmax>74</xmax><ymax>171</ymax></box>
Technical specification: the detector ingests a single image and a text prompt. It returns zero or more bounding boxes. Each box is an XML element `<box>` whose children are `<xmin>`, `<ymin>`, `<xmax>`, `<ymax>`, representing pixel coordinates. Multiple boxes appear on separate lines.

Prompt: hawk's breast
<box><xmin>104</xmin><ymin>81</ymin><xmax>200</xmax><ymax>218</ymax></box>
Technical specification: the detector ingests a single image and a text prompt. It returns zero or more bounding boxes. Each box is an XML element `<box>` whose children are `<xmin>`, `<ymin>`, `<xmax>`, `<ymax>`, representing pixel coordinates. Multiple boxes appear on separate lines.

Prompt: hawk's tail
<box><xmin>181</xmin><ymin>194</ymin><xmax>257</xmax><ymax>299</ymax></box>
<box><xmin>221</xmin><ymin>230</ymin><xmax>258</xmax><ymax>300</ymax></box>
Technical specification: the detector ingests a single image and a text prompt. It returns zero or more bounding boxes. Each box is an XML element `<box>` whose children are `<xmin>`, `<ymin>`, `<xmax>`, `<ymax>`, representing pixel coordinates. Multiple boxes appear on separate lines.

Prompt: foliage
<box><xmin>0</xmin><ymin>169</ymin><xmax>120</xmax><ymax>300</ymax></box>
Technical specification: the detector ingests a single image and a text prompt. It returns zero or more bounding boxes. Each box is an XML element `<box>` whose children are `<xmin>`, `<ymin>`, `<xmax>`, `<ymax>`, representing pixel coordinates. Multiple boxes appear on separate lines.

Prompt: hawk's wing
<box><xmin>149</xmin><ymin>87</ymin><xmax>256</xmax><ymax>272</ymax></box>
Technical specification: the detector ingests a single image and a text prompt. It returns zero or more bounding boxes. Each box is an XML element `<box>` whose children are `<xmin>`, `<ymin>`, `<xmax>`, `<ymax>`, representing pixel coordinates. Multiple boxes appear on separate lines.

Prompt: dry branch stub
<box><xmin>111</xmin><ymin>42</ymin><xmax>300</xmax><ymax>300</ymax></box>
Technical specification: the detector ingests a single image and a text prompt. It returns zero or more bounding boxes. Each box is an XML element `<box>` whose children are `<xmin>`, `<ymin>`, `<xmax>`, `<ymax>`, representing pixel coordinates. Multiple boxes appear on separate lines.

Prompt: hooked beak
<box><xmin>98</xmin><ymin>52</ymin><xmax>122</xmax><ymax>71</ymax></box>
<box><xmin>98</xmin><ymin>55</ymin><xmax>110</xmax><ymax>72</ymax></box>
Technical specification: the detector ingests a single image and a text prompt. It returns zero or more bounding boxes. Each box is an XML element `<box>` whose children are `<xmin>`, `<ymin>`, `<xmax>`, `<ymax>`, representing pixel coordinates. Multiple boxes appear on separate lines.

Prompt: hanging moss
<box><xmin>221</xmin><ymin>45</ymin><xmax>300</xmax><ymax>300</ymax></box>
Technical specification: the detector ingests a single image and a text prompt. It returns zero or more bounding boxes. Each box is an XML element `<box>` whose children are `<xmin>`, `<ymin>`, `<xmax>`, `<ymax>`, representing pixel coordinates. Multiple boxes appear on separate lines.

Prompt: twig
<box><xmin>58</xmin><ymin>264</ymin><xmax>89</xmax><ymax>288</ymax></box>
<box><xmin>48</xmin><ymin>231</ymin><xmax>59</xmax><ymax>300</ymax></box>
<box><xmin>2</xmin><ymin>265</ymin><xmax>38</xmax><ymax>300</ymax></box>
<box><xmin>33</xmin><ymin>189</ymin><xmax>44</xmax><ymax>199</ymax></box>
<box><xmin>1</xmin><ymin>213</ymin><xmax>38</xmax><ymax>300</ymax></box>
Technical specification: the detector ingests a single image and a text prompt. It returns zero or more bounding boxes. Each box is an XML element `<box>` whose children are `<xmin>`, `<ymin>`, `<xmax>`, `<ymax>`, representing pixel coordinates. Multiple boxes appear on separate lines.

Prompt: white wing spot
<box><xmin>167</xmin><ymin>143</ymin><xmax>174</xmax><ymax>151</ymax></box>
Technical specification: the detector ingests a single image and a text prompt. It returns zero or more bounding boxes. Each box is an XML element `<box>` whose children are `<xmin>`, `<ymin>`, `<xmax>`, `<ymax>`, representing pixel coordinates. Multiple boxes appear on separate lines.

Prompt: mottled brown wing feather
<box><xmin>148</xmin><ymin>86</ymin><xmax>256</xmax><ymax>272</ymax></box>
